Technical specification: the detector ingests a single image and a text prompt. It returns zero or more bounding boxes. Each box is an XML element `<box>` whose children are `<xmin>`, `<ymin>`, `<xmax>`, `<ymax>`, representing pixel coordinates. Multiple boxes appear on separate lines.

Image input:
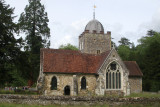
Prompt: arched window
<box><xmin>81</xmin><ymin>76</ymin><xmax>86</xmax><ymax>89</ymax></box>
<box><xmin>51</xmin><ymin>76</ymin><xmax>57</xmax><ymax>90</ymax></box>
<box><xmin>106</xmin><ymin>62</ymin><xmax>121</xmax><ymax>89</ymax></box>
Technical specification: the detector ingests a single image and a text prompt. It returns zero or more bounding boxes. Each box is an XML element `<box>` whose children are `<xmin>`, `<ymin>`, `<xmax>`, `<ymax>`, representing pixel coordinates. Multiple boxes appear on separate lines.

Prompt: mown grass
<box><xmin>125</xmin><ymin>92</ymin><xmax>160</xmax><ymax>98</ymax></box>
<box><xmin>0</xmin><ymin>90</ymin><xmax>38</xmax><ymax>95</ymax></box>
<box><xmin>0</xmin><ymin>103</ymin><xmax>109</xmax><ymax>107</ymax></box>
<box><xmin>0</xmin><ymin>103</ymin><xmax>160</xmax><ymax>107</ymax></box>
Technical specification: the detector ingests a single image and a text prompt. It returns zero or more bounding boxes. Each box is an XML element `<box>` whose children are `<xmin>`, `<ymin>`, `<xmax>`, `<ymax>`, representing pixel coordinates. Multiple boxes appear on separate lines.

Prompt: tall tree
<box><xmin>118</xmin><ymin>37</ymin><xmax>131</xmax><ymax>46</ymax></box>
<box><xmin>19</xmin><ymin>0</ymin><xmax>50</xmax><ymax>51</ymax></box>
<box><xmin>117</xmin><ymin>37</ymin><xmax>131</xmax><ymax>60</ymax></box>
<box><xmin>18</xmin><ymin>0</ymin><xmax>50</xmax><ymax>85</ymax></box>
<box><xmin>0</xmin><ymin>0</ymin><xmax>22</xmax><ymax>87</ymax></box>
<box><xmin>117</xmin><ymin>45</ymin><xmax>130</xmax><ymax>60</ymax></box>
<box><xmin>137</xmin><ymin>31</ymin><xmax>160</xmax><ymax>91</ymax></box>
<box><xmin>147</xmin><ymin>30</ymin><xmax>156</xmax><ymax>37</ymax></box>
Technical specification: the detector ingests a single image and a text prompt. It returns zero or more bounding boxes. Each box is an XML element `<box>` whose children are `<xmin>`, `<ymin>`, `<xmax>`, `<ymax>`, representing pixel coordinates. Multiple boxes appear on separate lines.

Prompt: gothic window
<box><xmin>51</xmin><ymin>76</ymin><xmax>57</xmax><ymax>90</ymax></box>
<box><xmin>81</xmin><ymin>76</ymin><xmax>86</xmax><ymax>89</ymax></box>
<box><xmin>106</xmin><ymin>62</ymin><xmax>121</xmax><ymax>89</ymax></box>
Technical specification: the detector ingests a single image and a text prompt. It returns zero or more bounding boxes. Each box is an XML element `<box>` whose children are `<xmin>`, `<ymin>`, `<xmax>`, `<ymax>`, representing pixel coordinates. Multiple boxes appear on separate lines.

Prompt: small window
<box><xmin>51</xmin><ymin>76</ymin><xmax>57</xmax><ymax>90</ymax></box>
<box><xmin>111</xmin><ymin>63</ymin><xmax>116</xmax><ymax>70</ymax></box>
<box><xmin>81</xmin><ymin>76</ymin><xmax>86</xmax><ymax>89</ymax></box>
<box><xmin>97</xmin><ymin>50</ymin><xmax>100</xmax><ymax>54</ymax></box>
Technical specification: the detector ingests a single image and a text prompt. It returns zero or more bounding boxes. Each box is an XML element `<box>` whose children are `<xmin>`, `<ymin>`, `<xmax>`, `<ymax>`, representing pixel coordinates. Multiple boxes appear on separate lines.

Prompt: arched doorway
<box><xmin>64</xmin><ymin>85</ymin><xmax>70</xmax><ymax>95</ymax></box>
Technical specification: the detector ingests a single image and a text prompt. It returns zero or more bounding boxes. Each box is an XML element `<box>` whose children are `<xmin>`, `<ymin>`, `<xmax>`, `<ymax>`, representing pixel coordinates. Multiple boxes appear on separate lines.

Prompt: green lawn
<box><xmin>0</xmin><ymin>92</ymin><xmax>160</xmax><ymax>107</ymax></box>
<box><xmin>0</xmin><ymin>103</ymin><xmax>160</xmax><ymax>107</ymax></box>
<box><xmin>125</xmin><ymin>92</ymin><xmax>160</xmax><ymax>98</ymax></box>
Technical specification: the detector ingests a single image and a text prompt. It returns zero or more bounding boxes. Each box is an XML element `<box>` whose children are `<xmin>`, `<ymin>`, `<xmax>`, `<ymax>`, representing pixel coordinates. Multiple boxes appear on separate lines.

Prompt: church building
<box><xmin>37</xmin><ymin>17</ymin><xmax>143</xmax><ymax>96</ymax></box>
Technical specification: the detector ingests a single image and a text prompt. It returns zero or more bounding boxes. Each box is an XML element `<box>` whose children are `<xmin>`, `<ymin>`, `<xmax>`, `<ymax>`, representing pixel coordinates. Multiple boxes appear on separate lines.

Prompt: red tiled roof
<box><xmin>124</xmin><ymin>61</ymin><xmax>143</xmax><ymax>77</ymax></box>
<box><xmin>42</xmin><ymin>49</ymin><xmax>110</xmax><ymax>74</ymax></box>
<box><xmin>42</xmin><ymin>49</ymin><xmax>143</xmax><ymax>77</ymax></box>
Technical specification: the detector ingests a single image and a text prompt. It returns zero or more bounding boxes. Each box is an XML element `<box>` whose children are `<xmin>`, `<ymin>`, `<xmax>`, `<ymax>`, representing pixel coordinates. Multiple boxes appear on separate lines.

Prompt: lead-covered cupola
<box><xmin>85</xmin><ymin>19</ymin><xmax>104</xmax><ymax>34</ymax></box>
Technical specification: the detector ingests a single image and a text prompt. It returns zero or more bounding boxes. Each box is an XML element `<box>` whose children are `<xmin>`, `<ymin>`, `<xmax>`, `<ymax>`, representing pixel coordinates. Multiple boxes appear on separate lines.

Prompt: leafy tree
<box><xmin>0</xmin><ymin>0</ymin><xmax>22</xmax><ymax>87</ymax></box>
<box><xmin>18</xmin><ymin>0</ymin><xmax>50</xmax><ymax>85</ymax></box>
<box><xmin>147</xmin><ymin>30</ymin><xmax>156</xmax><ymax>37</ymax></box>
<box><xmin>137</xmin><ymin>31</ymin><xmax>160</xmax><ymax>91</ymax></box>
<box><xmin>117</xmin><ymin>37</ymin><xmax>132</xmax><ymax>61</ymax></box>
<box><xmin>19</xmin><ymin>0</ymin><xmax>50</xmax><ymax>51</ymax></box>
<box><xmin>117</xmin><ymin>32</ymin><xmax>160</xmax><ymax>92</ymax></box>
<box><xmin>118</xmin><ymin>37</ymin><xmax>131</xmax><ymax>46</ymax></box>
<box><xmin>59</xmin><ymin>43</ymin><xmax>78</xmax><ymax>51</ymax></box>
<box><xmin>117</xmin><ymin>45</ymin><xmax>130</xmax><ymax>60</ymax></box>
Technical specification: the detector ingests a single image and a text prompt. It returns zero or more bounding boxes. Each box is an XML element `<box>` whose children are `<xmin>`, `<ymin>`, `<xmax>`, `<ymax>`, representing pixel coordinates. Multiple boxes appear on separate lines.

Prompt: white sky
<box><xmin>5</xmin><ymin>0</ymin><xmax>160</xmax><ymax>48</ymax></box>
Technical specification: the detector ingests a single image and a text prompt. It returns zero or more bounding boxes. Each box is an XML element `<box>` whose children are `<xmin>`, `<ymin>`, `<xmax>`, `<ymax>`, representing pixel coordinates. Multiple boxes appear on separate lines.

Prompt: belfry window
<box><xmin>106</xmin><ymin>62</ymin><xmax>121</xmax><ymax>89</ymax></box>
<box><xmin>51</xmin><ymin>76</ymin><xmax>57</xmax><ymax>90</ymax></box>
<box><xmin>97</xmin><ymin>50</ymin><xmax>100</xmax><ymax>54</ymax></box>
<box><xmin>81</xmin><ymin>42</ymin><xmax>83</xmax><ymax>50</ymax></box>
<box><xmin>81</xmin><ymin>76</ymin><xmax>86</xmax><ymax>89</ymax></box>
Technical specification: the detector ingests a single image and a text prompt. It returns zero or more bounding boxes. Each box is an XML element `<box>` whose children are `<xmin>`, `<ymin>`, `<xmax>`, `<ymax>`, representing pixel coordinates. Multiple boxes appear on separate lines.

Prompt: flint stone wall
<box><xmin>79</xmin><ymin>33</ymin><xmax>111</xmax><ymax>54</ymax></box>
<box><xmin>0</xmin><ymin>94</ymin><xmax>160</xmax><ymax>106</ymax></box>
<box><xmin>129</xmin><ymin>77</ymin><xmax>142</xmax><ymax>93</ymax></box>
<box><xmin>44</xmin><ymin>73</ymin><xmax>97</xmax><ymax>96</ymax></box>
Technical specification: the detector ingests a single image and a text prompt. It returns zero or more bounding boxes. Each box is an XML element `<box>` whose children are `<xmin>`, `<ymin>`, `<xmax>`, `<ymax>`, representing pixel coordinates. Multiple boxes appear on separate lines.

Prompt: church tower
<box><xmin>79</xmin><ymin>19</ymin><xmax>111</xmax><ymax>54</ymax></box>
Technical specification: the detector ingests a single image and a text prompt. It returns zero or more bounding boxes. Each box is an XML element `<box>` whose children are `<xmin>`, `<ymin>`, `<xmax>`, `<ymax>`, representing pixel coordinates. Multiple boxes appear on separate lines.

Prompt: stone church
<box><xmin>37</xmin><ymin>18</ymin><xmax>143</xmax><ymax>96</ymax></box>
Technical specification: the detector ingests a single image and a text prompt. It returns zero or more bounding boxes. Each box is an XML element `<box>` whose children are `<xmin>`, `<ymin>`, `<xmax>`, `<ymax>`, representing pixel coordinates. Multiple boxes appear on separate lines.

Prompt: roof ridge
<box><xmin>42</xmin><ymin>48</ymin><xmax>111</xmax><ymax>56</ymax></box>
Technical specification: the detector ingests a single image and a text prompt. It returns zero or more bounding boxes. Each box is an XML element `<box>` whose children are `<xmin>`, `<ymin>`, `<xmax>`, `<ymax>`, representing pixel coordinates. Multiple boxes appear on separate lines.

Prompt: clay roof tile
<box><xmin>42</xmin><ymin>49</ymin><xmax>110</xmax><ymax>74</ymax></box>
<box><xmin>124</xmin><ymin>61</ymin><xmax>143</xmax><ymax>77</ymax></box>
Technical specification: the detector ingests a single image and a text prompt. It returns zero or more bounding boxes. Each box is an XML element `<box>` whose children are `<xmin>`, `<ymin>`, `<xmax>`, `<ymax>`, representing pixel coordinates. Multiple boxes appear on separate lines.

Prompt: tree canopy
<box><xmin>0</xmin><ymin>0</ymin><xmax>22</xmax><ymax>87</ymax></box>
<box><xmin>117</xmin><ymin>31</ymin><xmax>160</xmax><ymax>92</ymax></box>
<box><xmin>18</xmin><ymin>0</ymin><xmax>50</xmax><ymax>51</ymax></box>
<box><xmin>18</xmin><ymin>0</ymin><xmax>50</xmax><ymax>86</ymax></box>
<box><xmin>136</xmin><ymin>32</ymin><xmax>160</xmax><ymax>91</ymax></box>
<box><xmin>118</xmin><ymin>37</ymin><xmax>131</xmax><ymax>46</ymax></box>
<box><xmin>59</xmin><ymin>43</ymin><xmax>79</xmax><ymax>51</ymax></box>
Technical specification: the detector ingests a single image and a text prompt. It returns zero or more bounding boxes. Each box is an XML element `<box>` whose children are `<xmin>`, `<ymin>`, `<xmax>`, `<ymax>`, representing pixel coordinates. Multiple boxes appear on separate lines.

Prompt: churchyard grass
<box><xmin>125</xmin><ymin>92</ymin><xmax>160</xmax><ymax>98</ymax></box>
<box><xmin>0</xmin><ymin>103</ymin><xmax>159</xmax><ymax>107</ymax></box>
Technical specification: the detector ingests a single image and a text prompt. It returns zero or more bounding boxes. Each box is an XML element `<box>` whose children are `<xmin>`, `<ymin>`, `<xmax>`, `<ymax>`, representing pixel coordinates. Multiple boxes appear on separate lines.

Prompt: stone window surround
<box><xmin>97</xmin><ymin>50</ymin><xmax>100</xmax><ymax>54</ymax></box>
<box><xmin>80</xmin><ymin>76</ymin><xmax>88</xmax><ymax>90</ymax></box>
<box><xmin>79</xmin><ymin>41</ymin><xmax>84</xmax><ymax>50</ymax></box>
<box><xmin>50</xmin><ymin>76</ymin><xmax>57</xmax><ymax>90</ymax></box>
<box><xmin>50</xmin><ymin>75</ymin><xmax>59</xmax><ymax>91</ymax></box>
<box><xmin>81</xmin><ymin>76</ymin><xmax>86</xmax><ymax>90</ymax></box>
<box><xmin>105</xmin><ymin>61</ymin><xmax>123</xmax><ymax>90</ymax></box>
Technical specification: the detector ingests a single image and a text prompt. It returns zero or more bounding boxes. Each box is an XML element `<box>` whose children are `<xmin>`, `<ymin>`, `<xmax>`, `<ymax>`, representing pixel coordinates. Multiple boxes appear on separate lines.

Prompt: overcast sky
<box><xmin>5</xmin><ymin>0</ymin><xmax>160</xmax><ymax>48</ymax></box>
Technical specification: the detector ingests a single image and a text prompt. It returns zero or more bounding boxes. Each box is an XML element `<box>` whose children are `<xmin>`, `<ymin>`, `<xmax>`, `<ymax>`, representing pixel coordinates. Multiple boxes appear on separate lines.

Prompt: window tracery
<box><xmin>106</xmin><ymin>62</ymin><xmax>121</xmax><ymax>89</ymax></box>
